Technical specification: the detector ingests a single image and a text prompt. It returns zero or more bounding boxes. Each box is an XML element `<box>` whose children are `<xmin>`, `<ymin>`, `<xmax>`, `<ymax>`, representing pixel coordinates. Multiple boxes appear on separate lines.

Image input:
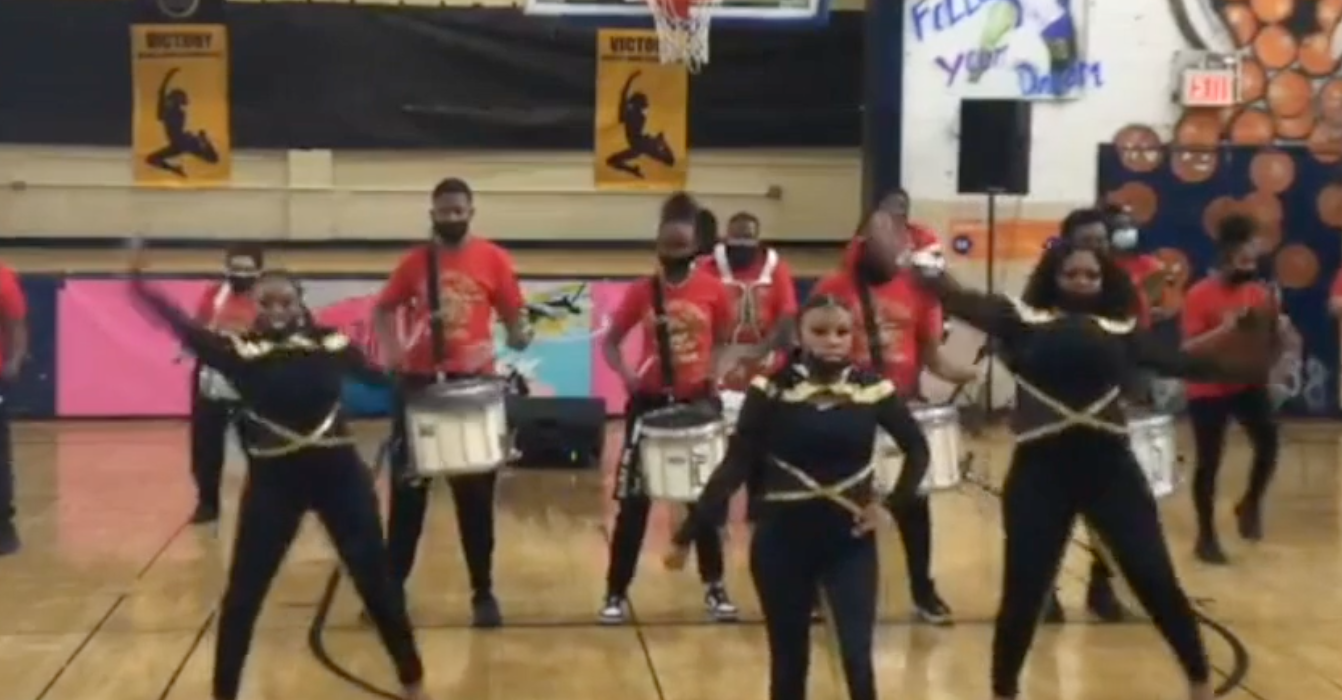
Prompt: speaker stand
<box><xmin>982</xmin><ymin>187</ymin><xmax>1002</xmax><ymax>414</ymax></box>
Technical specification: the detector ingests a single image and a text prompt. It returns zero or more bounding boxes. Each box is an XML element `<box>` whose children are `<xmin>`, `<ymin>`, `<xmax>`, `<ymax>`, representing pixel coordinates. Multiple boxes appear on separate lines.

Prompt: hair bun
<box><xmin>660</xmin><ymin>191</ymin><xmax>699</xmax><ymax>223</ymax></box>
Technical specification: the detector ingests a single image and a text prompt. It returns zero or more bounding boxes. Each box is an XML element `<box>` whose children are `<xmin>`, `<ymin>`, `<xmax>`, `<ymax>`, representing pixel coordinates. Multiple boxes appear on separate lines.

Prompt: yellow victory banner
<box><xmin>130</xmin><ymin>24</ymin><xmax>231</xmax><ymax>187</ymax></box>
<box><xmin>594</xmin><ymin>30</ymin><xmax>688</xmax><ymax>191</ymax></box>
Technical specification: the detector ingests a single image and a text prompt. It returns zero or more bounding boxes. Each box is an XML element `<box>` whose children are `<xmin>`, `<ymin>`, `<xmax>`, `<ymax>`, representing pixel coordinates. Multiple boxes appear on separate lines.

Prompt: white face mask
<box><xmin>1111</xmin><ymin>227</ymin><xmax>1139</xmax><ymax>250</ymax></box>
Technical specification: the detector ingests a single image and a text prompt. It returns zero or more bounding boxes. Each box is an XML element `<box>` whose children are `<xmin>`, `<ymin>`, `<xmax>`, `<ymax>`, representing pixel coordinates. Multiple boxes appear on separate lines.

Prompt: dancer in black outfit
<box><xmin>668</xmin><ymin>294</ymin><xmax>930</xmax><ymax>700</ymax></box>
<box><xmin>913</xmin><ymin>235</ymin><xmax>1248</xmax><ymax>700</ymax></box>
<box><xmin>126</xmin><ymin>243</ymin><xmax>429</xmax><ymax>700</ymax></box>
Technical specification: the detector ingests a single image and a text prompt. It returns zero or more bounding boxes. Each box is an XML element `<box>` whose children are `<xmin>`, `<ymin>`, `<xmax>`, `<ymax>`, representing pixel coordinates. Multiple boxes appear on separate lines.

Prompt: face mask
<box><xmin>659</xmin><ymin>256</ymin><xmax>695</xmax><ymax>282</ymax></box>
<box><xmin>724</xmin><ymin>244</ymin><xmax>758</xmax><ymax>271</ymax></box>
<box><xmin>227</xmin><ymin>275</ymin><xmax>256</xmax><ymax>293</ymax></box>
<box><xmin>433</xmin><ymin>220</ymin><xmax>469</xmax><ymax>244</ymax></box>
<box><xmin>1225</xmin><ymin>269</ymin><xmax>1256</xmax><ymax>285</ymax></box>
<box><xmin>801</xmin><ymin>351</ymin><xmax>848</xmax><ymax>379</ymax></box>
<box><xmin>1055</xmin><ymin>291</ymin><xmax>1100</xmax><ymax>314</ymax></box>
<box><xmin>1110</xmin><ymin>227</ymin><xmax>1139</xmax><ymax>251</ymax></box>
<box><xmin>856</xmin><ymin>251</ymin><xmax>894</xmax><ymax>285</ymax></box>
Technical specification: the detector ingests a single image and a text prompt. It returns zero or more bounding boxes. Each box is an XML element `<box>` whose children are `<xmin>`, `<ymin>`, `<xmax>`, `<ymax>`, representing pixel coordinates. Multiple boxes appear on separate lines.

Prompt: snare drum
<box><xmin>638</xmin><ymin>406</ymin><xmax>726</xmax><ymax>502</ymax></box>
<box><xmin>198</xmin><ymin>366</ymin><xmax>239</xmax><ymax>401</ymax></box>
<box><xmin>719</xmin><ymin>390</ymin><xmax>746</xmax><ymax>432</ymax></box>
<box><xmin>404</xmin><ymin>378</ymin><xmax>509</xmax><ymax>478</ymax></box>
<box><xmin>1128</xmin><ymin>412</ymin><xmax>1178</xmax><ymax>498</ymax></box>
<box><xmin>873</xmin><ymin>405</ymin><xmax>963</xmax><ymax>495</ymax></box>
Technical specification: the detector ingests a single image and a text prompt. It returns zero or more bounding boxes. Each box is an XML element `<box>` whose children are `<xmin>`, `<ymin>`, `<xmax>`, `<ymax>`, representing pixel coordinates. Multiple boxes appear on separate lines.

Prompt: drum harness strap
<box><xmin>425</xmin><ymin>243</ymin><xmax>449</xmax><ymax>383</ymax></box>
<box><xmin>713</xmin><ymin>245</ymin><xmax>779</xmax><ymax>345</ymax></box>
<box><xmin>242</xmin><ymin>406</ymin><xmax>354</xmax><ymax>458</ymax></box>
<box><xmin>1014</xmin><ymin>378</ymin><xmax>1125</xmax><ymax>444</ymax></box>
<box><xmin>650</xmin><ymin>274</ymin><xmax>679</xmax><ymax>400</ymax></box>
<box><xmin>763</xmin><ymin>458</ymin><xmax>873</xmax><ymax>518</ymax></box>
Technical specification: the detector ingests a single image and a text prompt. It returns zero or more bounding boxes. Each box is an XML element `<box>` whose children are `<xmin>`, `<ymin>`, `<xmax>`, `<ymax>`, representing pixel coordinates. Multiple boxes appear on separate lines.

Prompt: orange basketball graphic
<box><xmin>1231</xmin><ymin>109</ymin><xmax>1276</xmax><ymax>144</ymax></box>
<box><xmin>1111</xmin><ymin>125</ymin><xmax>1164</xmax><ymax>173</ymax></box>
<box><xmin>1298</xmin><ymin>33</ymin><xmax>1338</xmax><ymax>75</ymax></box>
<box><xmin>1275</xmin><ymin>110</ymin><xmax>1315</xmax><ymax>139</ymax></box>
<box><xmin>1253</xmin><ymin>24</ymin><xmax>1297</xmax><ymax>70</ymax></box>
<box><xmin>1202</xmin><ymin>196</ymin><xmax>1239</xmax><ymax>238</ymax></box>
<box><xmin>1249</xmin><ymin>149</ymin><xmax>1296</xmax><ymax>192</ymax></box>
<box><xmin>1105</xmin><ymin>182</ymin><xmax>1158</xmax><ymax>224</ymax></box>
<box><xmin>1225</xmin><ymin>3</ymin><xmax>1261</xmax><ymax>45</ymax></box>
<box><xmin>1267</xmin><ymin>70</ymin><xmax>1312</xmax><ymax>118</ymax></box>
<box><xmin>1250</xmin><ymin>0</ymin><xmax>1292</xmax><ymax>24</ymax></box>
<box><xmin>1274</xmin><ymin>243</ymin><xmax>1320</xmax><ymax>289</ymax></box>
<box><xmin>1316</xmin><ymin>183</ymin><xmax>1342</xmax><ymax>226</ymax></box>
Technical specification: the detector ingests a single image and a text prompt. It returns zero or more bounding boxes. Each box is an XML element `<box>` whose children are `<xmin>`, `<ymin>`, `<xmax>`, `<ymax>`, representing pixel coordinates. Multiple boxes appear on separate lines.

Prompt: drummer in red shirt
<box><xmin>0</xmin><ymin>261</ymin><xmax>27</xmax><ymax>556</ymax></box>
<box><xmin>841</xmin><ymin>188</ymin><xmax>943</xmax><ymax>272</ymax></box>
<box><xmin>811</xmin><ymin>209</ymin><xmax>975</xmax><ymax>625</ymax></box>
<box><xmin>1102</xmin><ymin>203</ymin><xmax>1171</xmax><ymax>326</ymax></box>
<box><xmin>698</xmin><ymin>212</ymin><xmax>799</xmax><ymax>390</ymax></box>
<box><xmin>373</xmin><ymin>177</ymin><xmax>531</xmax><ymax>629</ymax></box>
<box><xmin>1181</xmin><ymin>215</ymin><xmax>1285</xmax><ymax>565</ymax></box>
<box><xmin>598</xmin><ymin>192</ymin><xmax>738</xmax><ymax>625</ymax></box>
<box><xmin>187</xmin><ymin>245</ymin><xmax>262</xmax><ymax>525</ymax></box>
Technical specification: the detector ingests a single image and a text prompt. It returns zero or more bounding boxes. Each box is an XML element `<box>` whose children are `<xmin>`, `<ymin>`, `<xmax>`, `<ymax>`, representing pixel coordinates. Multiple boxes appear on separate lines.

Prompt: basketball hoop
<box><xmin>647</xmin><ymin>0</ymin><xmax>720</xmax><ymax>72</ymax></box>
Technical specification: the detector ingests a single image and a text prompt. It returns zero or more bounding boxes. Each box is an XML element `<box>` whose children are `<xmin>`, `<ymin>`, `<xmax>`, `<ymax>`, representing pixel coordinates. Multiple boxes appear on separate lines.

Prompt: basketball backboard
<box><xmin>523</xmin><ymin>0</ymin><xmax>830</xmax><ymax>27</ymax></box>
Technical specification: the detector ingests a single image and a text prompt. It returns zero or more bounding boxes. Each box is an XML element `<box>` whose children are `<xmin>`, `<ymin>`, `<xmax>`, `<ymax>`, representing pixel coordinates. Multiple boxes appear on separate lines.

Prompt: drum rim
<box><xmin>911</xmin><ymin>404</ymin><xmax>958</xmax><ymax>419</ymax></box>
<box><xmin>639</xmin><ymin>422</ymin><xmax>724</xmax><ymax>440</ymax></box>
<box><xmin>411</xmin><ymin>378</ymin><xmax>508</xmax><ymax>402</ymax></box>
<box><xmin>1127</xmin><ymin>412</ymin><xmax>1174</xmax><ymax>429</ymax></box>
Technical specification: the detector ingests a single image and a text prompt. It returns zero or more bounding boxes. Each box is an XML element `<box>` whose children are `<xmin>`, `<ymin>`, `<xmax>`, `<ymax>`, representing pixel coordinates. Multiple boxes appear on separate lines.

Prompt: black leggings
<box><xmin>991</xmin><ymin>434</ymin><xmax>1208</xmax><ymax>698</ymax></box>
<box><xmin>1187</xmin><ymin>387</ymin><xmax>1279</xmax><ymax>536</ymax></box>
<box><xmin>190</xmin><ymin>372</ymin><xmax>234</xmax><ymax>511</ymax></box>
<box><xmin>752</xmin><ymin>506</ymin><xmax>877</xmax><ymax>700</ymax></box>
<box><xmin>214</xmin><ymin>448</ymin><xmax>422</xmax><ymax>700</ymax></box>
<box><xmin>883</xmin><ymin>495</ymin><xmax>934</xmax><ymax>596</ymax></box>
<box><xmin>606</xmin><ymin>395</ymin><xmax>725</xmax><ymax>596</ymax></box>
<box><xmin>385</xmin><ymin>381</ymin><xmax>497</xmax><ymax>591</ymax></box>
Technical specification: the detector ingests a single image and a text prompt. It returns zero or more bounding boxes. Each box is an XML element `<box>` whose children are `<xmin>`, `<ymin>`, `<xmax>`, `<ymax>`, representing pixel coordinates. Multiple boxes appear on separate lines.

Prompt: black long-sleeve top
<box><xmin>928</xmin><ymin>279</ymin><xmax>1235</xmax><ymax>443</ymax></box>
<box><xmin>131</xmin><ymin>279</ymin><xmax>388</xmax><ymax>459</ymax></box>
<box><xmin>673</xmin><ymin>362</ymin><xmax>929</xmax><ymax>545</ymax></box>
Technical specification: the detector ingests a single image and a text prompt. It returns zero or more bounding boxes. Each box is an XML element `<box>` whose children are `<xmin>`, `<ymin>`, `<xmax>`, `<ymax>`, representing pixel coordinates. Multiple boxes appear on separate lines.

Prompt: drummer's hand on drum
<box><xmin>663</xmin><ymin>544</ymin><xmax>690</xmax><ymax>571</ymax></box>
<box><xmin>505</xmin><ymin>323</ymin><xmax>533</xmax><ymax>351</ymax></box>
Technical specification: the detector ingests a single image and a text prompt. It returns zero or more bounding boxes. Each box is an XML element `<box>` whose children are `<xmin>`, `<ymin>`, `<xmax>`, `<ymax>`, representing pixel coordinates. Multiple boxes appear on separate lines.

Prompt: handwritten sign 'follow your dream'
<box><xmin>906</xmin><ymin>0</ymin><xmax>1102</xmax><ymax>99</ymax></box>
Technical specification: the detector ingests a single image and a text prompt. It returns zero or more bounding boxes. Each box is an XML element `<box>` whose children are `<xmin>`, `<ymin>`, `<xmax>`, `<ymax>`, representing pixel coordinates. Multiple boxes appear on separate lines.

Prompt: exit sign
<box><xmin>1181</xmin><ymin>68</ymin><xmax>1239</xmax><ymax>107</ymax></box>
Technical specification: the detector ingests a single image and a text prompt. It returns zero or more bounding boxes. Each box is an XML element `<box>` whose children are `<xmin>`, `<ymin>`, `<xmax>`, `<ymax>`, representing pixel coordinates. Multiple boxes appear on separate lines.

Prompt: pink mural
<box><xmin>590</xmin><ymin>281</ymin><xmax>640</xmax><ymax>413</ymax></box>
<box><xmin>57</xmin><ymin>280</ymin><xmax>210</xmax><ymax>417</ymax></box>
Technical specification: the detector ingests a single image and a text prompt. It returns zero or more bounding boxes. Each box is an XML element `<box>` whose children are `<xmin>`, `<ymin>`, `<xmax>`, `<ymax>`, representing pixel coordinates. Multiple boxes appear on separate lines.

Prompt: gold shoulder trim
<box><xmin>1005</xmin><ymin>296</ymin><xmax>1057</xmax><ymax>325</ymax></box>
<box><xmin>749</xmin><ymin>375</ymin><xmax>774</xmax><ymax>393</ymax></box>
<box><xmin>777</xmin><ymin>378</ymin><xmax>892</xmax><ymax>404</ymax></box>
<box><xmin>320</xmin><ymin>332</ymin><xmax>351</xmax><ymax>351</ymax></box>
<box><xmin>1093</xmin><ymin>316</ymin><xmax>1136</xmax><ymax>334</ymax></box>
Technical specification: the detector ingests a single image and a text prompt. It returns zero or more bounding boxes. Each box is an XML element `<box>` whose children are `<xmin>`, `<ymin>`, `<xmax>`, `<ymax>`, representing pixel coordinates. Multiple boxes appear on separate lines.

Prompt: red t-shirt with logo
<box><xmin>0</xmin><ymin>266</ymin><xmax>26</xmax><ymax>370</ymax></box>
<box><xmin>194</xmin><ymin>282</ymin><xmax>259</xmax><ymax>333</ymax></box>
<box><xmin>377</xmin><ymin>238</ymin><xmax>524</xmax><ymax>375</ymax></box>
<box><xmin>608</xmin><ymin>266</ymin><xmax>732</xmax><ymax>399</ymax></box>
<box><xmin>1116</xmin><ymin>254</ymin><xmax>1163</xmax><ymax>327</ymax></box>
<box><xmin>809</xmin><ymin>269</ymin><xmax>942</xmax><ymax>394</ymax></box>
<box><xmin>697</xmin><ymin>247</ymin><xmax>798</xmax><ymax>390</ymax></box>
<box><xmin>1181</xmin><ymin>277</ymin><xmax>1272</xmax><ymax>398</ymax></box>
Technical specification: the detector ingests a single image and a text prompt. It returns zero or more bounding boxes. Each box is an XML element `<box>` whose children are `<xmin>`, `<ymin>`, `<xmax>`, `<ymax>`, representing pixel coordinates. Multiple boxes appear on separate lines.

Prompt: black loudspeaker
<box><xmin>506</xmin><ymin>396</ymin><xmax>606</xmax><ymax>470</ymax></box>
<box><xmin>957</xmin><ymin>99</ymin><xmax>1032</xmax><ymax>195</ymax></box>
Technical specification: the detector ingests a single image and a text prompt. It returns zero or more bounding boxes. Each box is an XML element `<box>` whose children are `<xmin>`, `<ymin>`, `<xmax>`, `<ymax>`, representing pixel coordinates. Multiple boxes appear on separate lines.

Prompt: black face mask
<box><xmin>1055</xmin><ymin>291</ymin><xmax>1101</xmax><ymax>314</ymax></box>
<box><xmin>433</xmin><ymin>220</ymin><xmax>470</xmax><ymax>244</ymax></box>
<box><xmin>724</xmin><ymin>244</ymin><xmax>758</xmax><ymax>271</ymax></box>
<box><xmin>659</xmin><ymin>256</ymin><xmax>695</xmax><ymax>282</ymax></box>
<box><xmin>801</xmin><ymin>352</ymin><xmax>849</xmax><ymax>379</ymax></box>
<box><xmin>1225</xmin><ymin>269</ymin><xmax>1257</xmax><ymax>286</ymax></box>
<box><xmin>227</xmin><ymin>275</ymin><xmax>256</xmax><ymax>293</ymax></box>
<box><xmin>856</xmin><ymin>253</ymin><xmax>894</xmax><ymax>285</ymax></box>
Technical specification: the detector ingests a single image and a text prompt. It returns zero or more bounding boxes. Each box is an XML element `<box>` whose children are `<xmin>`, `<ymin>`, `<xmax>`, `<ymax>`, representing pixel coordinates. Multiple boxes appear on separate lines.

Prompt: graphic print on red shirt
<box><xmin>608</xmin><ymin>266</ymin><xmax>732</xmax><ymax>399</ymax></box>
<box><xmin>1181</xmin><ymin>277</ymin><xmax>1273</xmax><ymax>399</ymax></box>
<box><xmin>376</xmin><ymin>238</ymin><xmax>524</xmax><ymax>375</ymax></box>
<box><xmin>194</xmin><ymin>282</ymin><xmax>258</xmax><ymax>334</ymax></box>
<box><xmin>699</xmin><ymin>246</ymin><xmax>798</xmax><ymax>390</ymax></box>
<box><xmin>809</xmin><ymin>269</ymin><xmax>942</xmax><ymax>394</ymax></box>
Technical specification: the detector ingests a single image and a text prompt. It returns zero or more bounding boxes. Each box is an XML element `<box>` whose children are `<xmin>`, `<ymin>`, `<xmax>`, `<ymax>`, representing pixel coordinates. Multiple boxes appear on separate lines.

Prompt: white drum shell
<box><xmin>872</xmin><ymin>406</ymin><xmax>962</xmax><ymax>494</ymax></box>
<box><xmin>198</xmin><ymin>367</ymin><xmax>239</xmax><ymax>401</ymax></box>
<box><xmin>1129</xmin><ymin>413</ymin><xmax>1178</xmax><ymax>498</ymax></box>
<box><xmin>405</xmin><ymin>380</ymin><xmax>509</xmax><ymax>477</ymax></box>
<box><xmin>638</xmin><ymin>416</ymin><xmax>726</xmax><ymax>502</ymax></box>
<box><xmin>720</xmin><ymin>390</ymin><xmax>746</xmax><ymax>432</ymax></box>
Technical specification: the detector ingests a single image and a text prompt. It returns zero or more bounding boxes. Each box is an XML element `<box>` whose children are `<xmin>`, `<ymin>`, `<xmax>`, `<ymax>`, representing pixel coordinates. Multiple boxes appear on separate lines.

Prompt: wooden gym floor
<box><xmin>1</xmin><ymin>420</ymin><xmax>1341</xmax><ymax>700</ymax></box>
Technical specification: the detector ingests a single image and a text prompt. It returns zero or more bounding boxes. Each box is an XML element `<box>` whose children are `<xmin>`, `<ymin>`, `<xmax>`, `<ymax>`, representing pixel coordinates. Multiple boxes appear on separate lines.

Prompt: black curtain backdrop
<box><xmin>0</xmin><ymin>0</ymin><xmax>861</xmax><ymax>150</ymax></box>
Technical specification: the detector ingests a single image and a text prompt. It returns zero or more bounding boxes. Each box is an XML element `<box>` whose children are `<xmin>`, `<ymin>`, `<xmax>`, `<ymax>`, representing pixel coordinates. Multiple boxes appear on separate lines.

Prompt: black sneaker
<box><xmin>704</xmin><ymin>582</ymin><xmax>739</xmax><ymax>622</ymax></box>
<box><xmin>598</xmin><ymin>594</ymin><xmax>629</xmax><ymax>624</ymax></box>
<box><xmin>912</xmin><ymin>585</ymin><xmax>953</xmax><ymax>626</ymax></box>
<box><xmin>189</xmin><ymin>503</ymin><xmax>219</xmax><ymax>525</ymax></box>
<box><xmin>1041</xmin><ymin>590</ymin><xmax>1065</xmax><ymax>624</ymax></box>
<box><xmin>1235</xmin><ymin>501</ymin><xmax>1263</xmax><ymax>541</ymax></box>
<box><xmin>1195</xmin><ymin>534</ymin><xmax>1229</xmax><ymax>565</ymax></box>
<box><xmin>471</xmin><ymin>591</ymin><xmax>502</xmax><ymax>628</ymax></box>
<box><xmin>1086</xmin><ymin>577</ymin><xmax>1130</xmax><ymax>623</ymax></box>
<box><xmin>0</xmin><ymin>521</ymin><xmax>18</xmax><ymax>557</ymax></box>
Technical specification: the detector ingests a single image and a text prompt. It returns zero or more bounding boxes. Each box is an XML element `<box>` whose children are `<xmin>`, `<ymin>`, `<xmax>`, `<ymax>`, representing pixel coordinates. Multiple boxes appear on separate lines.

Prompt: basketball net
<box><xmin>647</xmin><ymin>0</ymin><xmax>719</xmax><ymax>72</ymax></box>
